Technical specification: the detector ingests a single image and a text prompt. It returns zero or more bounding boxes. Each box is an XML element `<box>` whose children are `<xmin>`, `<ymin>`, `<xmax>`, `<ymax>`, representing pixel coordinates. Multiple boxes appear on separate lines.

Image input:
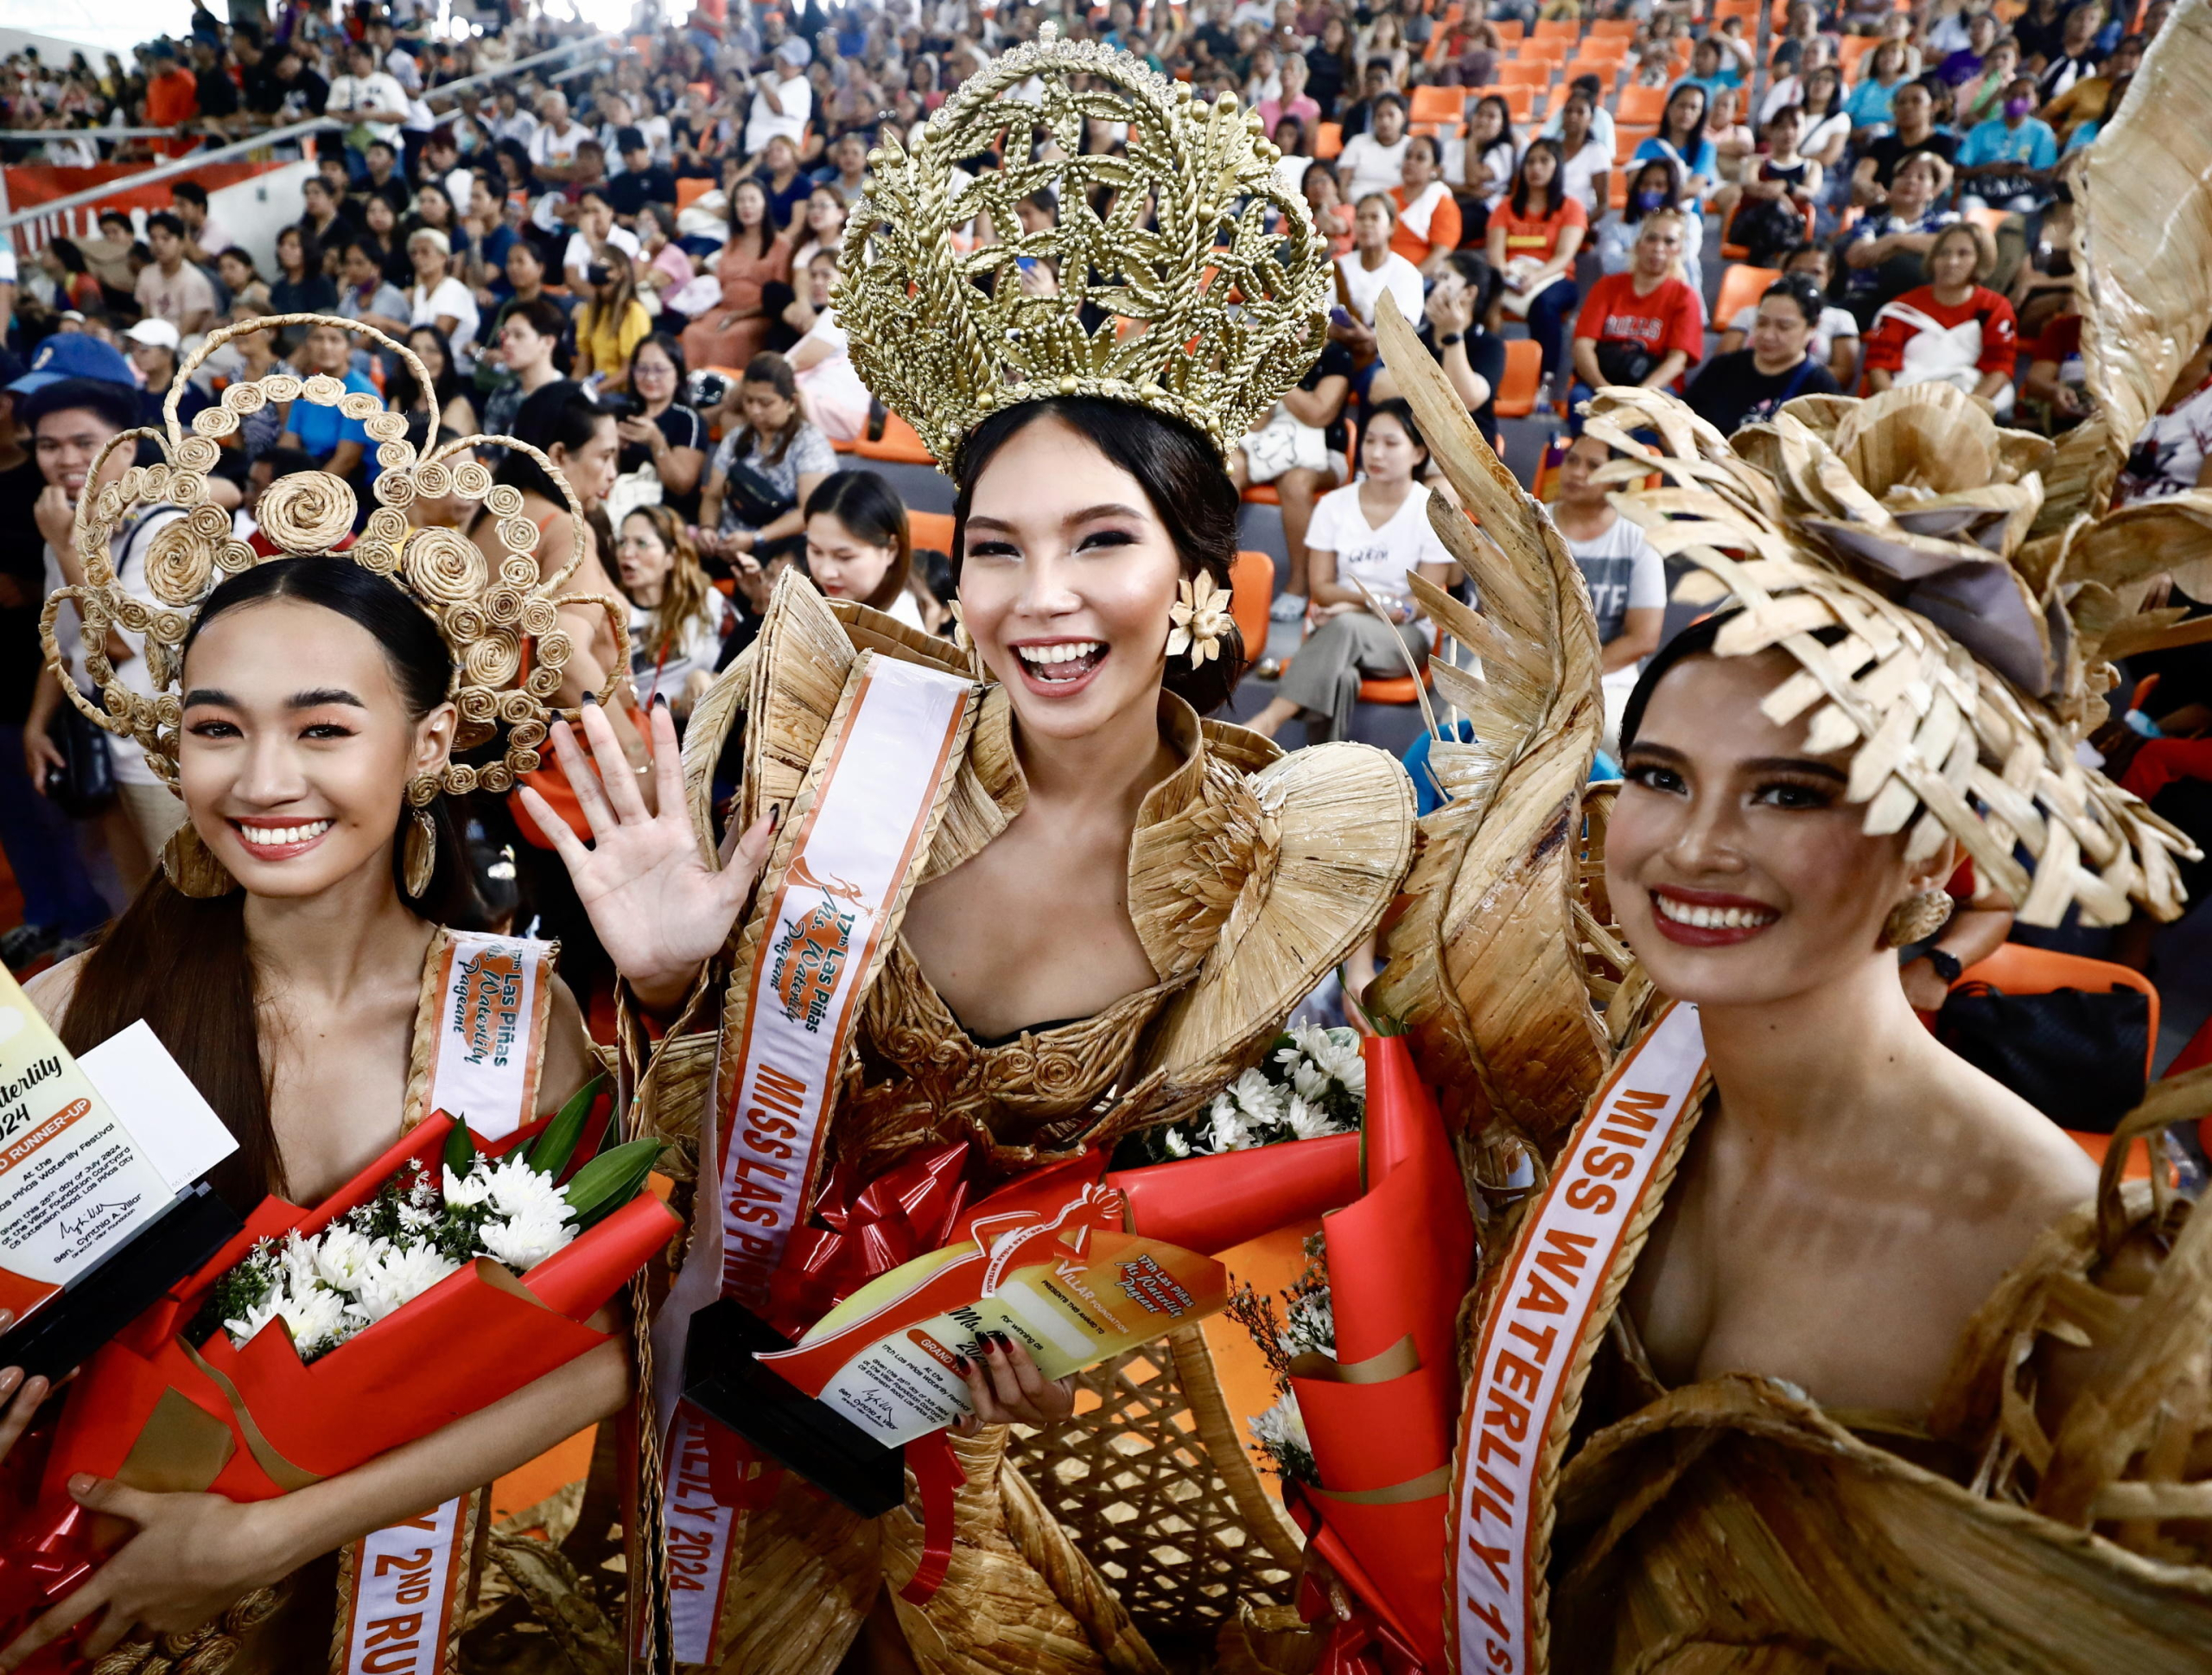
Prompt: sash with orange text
<box><xmin>331</xmin><ymin>928</ymin><xmax>558</xmax><ymax>1675</ymax></box>
<box><xmin>651</xmin><ymin>652</ymin><xmax>977</xmax><ymax>1668</ymax></box>
<box><xmin>1447</xmin><ymin>1001</ymin><xmax>1707</xmax><ymax>1675</ymax></box>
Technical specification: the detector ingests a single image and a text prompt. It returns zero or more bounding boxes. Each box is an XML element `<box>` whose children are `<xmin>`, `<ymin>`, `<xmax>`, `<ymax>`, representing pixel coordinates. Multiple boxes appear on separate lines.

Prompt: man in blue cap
<box><xmin>17</xmin><ymin>333</ymin><xmax>194</xmax><ymax>894</ymax></box>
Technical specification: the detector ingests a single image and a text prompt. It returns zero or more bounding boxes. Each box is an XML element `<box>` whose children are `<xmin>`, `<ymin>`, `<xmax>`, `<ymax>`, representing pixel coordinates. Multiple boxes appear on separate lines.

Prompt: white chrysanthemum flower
<box><xmin>312</xmin><ymin>1225</ymin><xmax>386</xmax><ymax>1293</ymax></box>
<box><xmin>276</xmin><ymin>1283</ymin><xmax>349</xmax><ymax>1357</ymax></box>
<box><xmin>348</xmin><ymin>1244</ymin><xmax>462</xmax><ymax>1326</ymax></box>
<box><xmin>1208</xmin><ymin>1098</ymin><xmax>1251</xmax><ymax>1156</ymax></box>
<box><xmin>1229</xmin><ymin>1067</ymin><xmax>1286</xmax><ymax>1124</ymax></box>
<box><xmin>1287</xmin><ymin>1057</ymin><xmax>1332</xmax><ymax>1104</ymax></box>
<box><xmin>225</xmin><ymin>1291</ymin><xmax>285</xmax><ymax>1346</ymax></box>
<box><xmin>478</xmin><ymin>1205</ymin><xmax>575</xmax><ymax>1272</ymax></box>
<box><xmin>398</xmin><ymin>1202</ymin><xmax>437</xmax><ymax>1233</ymax></box>
<box><xmin>1251</xmin><ymin>1390</ymin><xmax>1311</xmax><ymax>1454</ymax></box>
<box><xmin>1161</xmin><ymin>1128</ymin><xmax>1192</xmax><ymax>1158</ymax></box>
<box><xmin>1286</xmin><ymin>1286</ymin><xmax>1336</xmax><ymax>1358</ymax></box>
<box><xmin>442</xmin><ymin>1162</ymin><xmax>496</xmax><ymax>1208</ymax></box>
<box><xmin>484</xmin><ymin>1156</ymin><xmax>570</xmax><ymax>1223</ymax></box>
<box><xmin>1285</xmin><ymin>1092</ymin><xmax>1343</xmax><ymax>1142</ymax></box>
<box><xmin>276</xmin><ymin>1231</ymin><xmax>320</xmax><ymax>1294</ymax></box>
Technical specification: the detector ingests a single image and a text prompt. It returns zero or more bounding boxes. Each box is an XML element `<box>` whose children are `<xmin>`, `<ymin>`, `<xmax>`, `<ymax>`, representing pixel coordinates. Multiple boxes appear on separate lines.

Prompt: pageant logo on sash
<box><xmin>426</xmin><ymin>932</ymin><xmax>556</xmax><ymax>1143</ymax></box>
<box><xmin>657</xmin><ymin>652</ymin><xmax>976</xmax><ymax>1666</ymax></box>
<box><xmin>1449</xmin><ymin>1002</ymin><xmax>1707</xmax><ymax>1675</ymax></box>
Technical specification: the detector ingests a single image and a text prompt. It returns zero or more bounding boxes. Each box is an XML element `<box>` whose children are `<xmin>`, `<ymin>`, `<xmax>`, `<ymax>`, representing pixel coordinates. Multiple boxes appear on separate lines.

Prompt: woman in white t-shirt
<box><xmin>1338</xmin><ymin>92</ymin><xmax>1412</xmax><ymax>203</ymax></box>
<box><xmin>1337</xmin><ymin>195</ymin><xmax>1426</xmax><ymax>330</ymax></box>
<box><xmin>406</xmin><ymin>228</ymin><xmax>480</xmax><ymax>371</ymax></box>
<box><xmin>1247</xmin><ymin>399</ymin><xmax>1458</xmax><ymax>743</ymax></box>
<box><xmin>803</xmin><ymin>469</ymin><xmax>932</xmax><ymax>633</ymax></box>
<box><xmin>1549</xmin><ymin>432</ymin><xmax>1667</xmax><ymax>753</ymax></box>
<box><xmin>615</xmin><ymin>503</ymin><xmax>732</xmax><ymax>714</ymax></box>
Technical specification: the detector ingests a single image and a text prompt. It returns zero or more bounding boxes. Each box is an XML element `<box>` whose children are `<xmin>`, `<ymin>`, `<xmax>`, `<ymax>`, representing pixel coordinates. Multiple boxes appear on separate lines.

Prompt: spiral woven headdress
<box><xmin>39</xmin><ymin>314</ymin><xmax>626</xmax><ymax>804</ymax></box>
<box><xmin>834</xmin><ymin>22</ymin><xmax>1331</xmax><ymax>469</ymax></box>
<box><xmin>1580</xmin><ymin>381</ymin><xmax>2198</xmax><ymax>929</ymax></box>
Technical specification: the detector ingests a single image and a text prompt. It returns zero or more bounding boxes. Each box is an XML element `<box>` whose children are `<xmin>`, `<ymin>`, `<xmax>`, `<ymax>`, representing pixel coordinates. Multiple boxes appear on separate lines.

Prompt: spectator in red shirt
<box><xmin>1569</xmin><ymin>209</ymin><xmax>1705</xmax><ymax>421</ymax></box>
<box><xmin>143</xmin><ymin>42</ymin><xmax>201</xmax><ymax>156</ymax></box>
<box><xmin>1863</xmin><ymin>221</ymin><xmax>2020</xmax><ymax>413</ymax></box>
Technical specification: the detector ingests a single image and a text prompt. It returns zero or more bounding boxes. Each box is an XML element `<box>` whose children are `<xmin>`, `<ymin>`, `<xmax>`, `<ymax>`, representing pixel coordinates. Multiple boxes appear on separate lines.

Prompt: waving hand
<box><xmin>516</xmin><ymin>698</ymin><xmax>775</xmax><ymax>1013</ymax></box>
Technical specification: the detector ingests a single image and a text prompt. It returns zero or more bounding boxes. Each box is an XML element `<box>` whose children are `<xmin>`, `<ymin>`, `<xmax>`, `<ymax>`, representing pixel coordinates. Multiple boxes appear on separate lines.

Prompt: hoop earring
<box><xmin>1882</xmin><ymin>888</ymin><xmax>1954</xmax><ymax>949</ymax></box>
<box><xmin>161</xmin><ymin>821</ymin><xmax>238</xmax><ymax>899</ymax></box>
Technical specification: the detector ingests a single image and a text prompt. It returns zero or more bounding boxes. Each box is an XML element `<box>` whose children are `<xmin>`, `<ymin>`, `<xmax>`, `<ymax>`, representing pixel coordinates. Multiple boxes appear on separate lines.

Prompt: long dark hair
<box><xmin>1659</xmin><ymin>82</ymin><xmax>1707</xmax><ymax>150</ymax></box>
<box><xmin>804</xmin><ymin>468</ymin><xmax>912</xmax><ymax>614</ymax></box>
<box><xmin>1510</xmin><ymin>138</ymin><xmax>1563</xmax><ymax>218</ymax></box>
<box><xmin>950</xmin><ymin>398</ymin><xmax>1246</xmax><ymax>714</ymax></box>
<box><xmin>390</xmin><ymin>323</ymin><xmax>462</xmax><ymax>414</ymax></box>
<box><xmin>496</xmin><ymin>379</ymin><xmax>609</xmax><ymax>505</ymax></box>
<box><xmin>735</xmin><ymin>352</ymin><xmax>806</xmax><ymax>467</ymax></box>
<box><xmin>58</xmin><ymin>559</ymin><xmax>478</xmax><ymax>1207</ymax></box>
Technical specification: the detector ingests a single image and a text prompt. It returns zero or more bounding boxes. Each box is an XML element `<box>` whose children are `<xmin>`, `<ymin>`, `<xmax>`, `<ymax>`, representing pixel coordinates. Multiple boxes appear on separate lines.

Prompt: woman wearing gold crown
<box><xmin>1336</xmin><ymin>11</ymin><xmax>2212</xmax><ymax>1668</ymax></box>
<box><xmin>500</xmin><ymin>26</ymin><xmax>1417</xmax><ymax>1675</ymax></box>
<box><xmin>3</xmin><ymin>318</ymin><xmax>702</xmax><ymax>1674</ymax></box>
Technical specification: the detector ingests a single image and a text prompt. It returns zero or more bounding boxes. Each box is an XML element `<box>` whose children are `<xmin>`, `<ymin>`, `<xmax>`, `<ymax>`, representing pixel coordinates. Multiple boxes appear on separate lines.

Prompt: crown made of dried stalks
<box><xmin>39</xmin><ymin>314</ymin><xmax>626</xmax><ymax>803</ymax></box>
<box><xmin>1581</xmin><ymin>383</ymin><xmax>2196</xmax><ymax>928</ymax></box>
<box><xmin>834</xmin><ymin>22</ymin><xmax>1329</xmax><ymax>468</ymax></box>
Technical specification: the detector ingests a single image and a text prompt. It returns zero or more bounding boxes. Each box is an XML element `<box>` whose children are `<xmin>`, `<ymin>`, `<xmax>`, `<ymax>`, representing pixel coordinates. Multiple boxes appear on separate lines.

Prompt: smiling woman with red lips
<box><xmin>506</xmin><ymin>29</ymin><xmax>1420</xmax><ymax>1672</ymax></box>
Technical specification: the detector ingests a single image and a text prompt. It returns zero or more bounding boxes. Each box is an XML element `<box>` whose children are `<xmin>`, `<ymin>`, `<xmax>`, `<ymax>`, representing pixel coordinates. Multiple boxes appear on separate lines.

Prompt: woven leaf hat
<box><xmin>834</xmin><ymin>22</ymin><xmax>1331</xmax><ymax>469</ymax></box>
<box><xmin>41</xmin><ymin>314</ymin><xmax>626</xmax><ymax>806</ymax></box>
<box><xmin>1581</xmin><ymin>381</ymin><xmax>2196</xmax><ymax>928</ymax></box>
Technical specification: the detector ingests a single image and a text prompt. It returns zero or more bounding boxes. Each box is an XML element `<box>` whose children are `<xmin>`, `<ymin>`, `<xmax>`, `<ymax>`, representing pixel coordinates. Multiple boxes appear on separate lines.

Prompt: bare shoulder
<box><xmin>1914</xmin><ymin>1036</ymin><xmax>2099</xmax><ymax>1251</ymax></box>
<box><xmin>21</xmin><ymin>952</ymin><xmax>91</xmax><ymax>1028</ymax></box>
<box><xmin>537</xmin><ymin>973</ymin><xmax>601</xmax><ymax>1115</ymax></box>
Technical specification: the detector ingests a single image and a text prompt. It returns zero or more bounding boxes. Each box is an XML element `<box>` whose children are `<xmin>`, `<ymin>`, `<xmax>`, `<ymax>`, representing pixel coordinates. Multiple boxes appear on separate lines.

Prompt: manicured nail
<box><xmin>654</xmin><ymin>692</ymin><xmax>669</xmax><ymax>710</ymax></box>
<box><xmin>768</xmin><ymin>802</ymin><xmax>784</xmax><ymax>828</ymax></box>
<box><xmin>0</xmin><ymin>1309</ymin><xmax>13</xmax><ymax>1332</ymax></box>
<box><xmin>582</xmin><ymin>691</ymin><xmax>599</xmax><ymax>704</ymax></box>
<box><xmin>0</xmin><ymin>1369</ymin><xmax>19</xmax><ymax>1397</ymax></box>
<box><xmin>952</xmin><ymin>1355</ymin><xmax>969</xmax><ymax>1373</ymax></box>
<box><xmin>67</xmin><ymin>1474</ymin><xmax>93</xmax><ymax>1499</ymax></box>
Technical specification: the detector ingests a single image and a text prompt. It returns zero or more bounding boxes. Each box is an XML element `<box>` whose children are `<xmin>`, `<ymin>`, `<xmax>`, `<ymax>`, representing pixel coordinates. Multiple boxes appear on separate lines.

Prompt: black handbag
<box><xmin>1935</xmin><ymin>981</ymin><xmax>2151</xmax><ymax>1134</ymax></box>
<box><xmin>1594</xmin><ymin>339</ymin><xmax>1656</xmax><ymax>387</ymax></box>
<box><xmin>43</xmin><ymin>695</ymin><xmax>116</xmax><ymax>820</ymax></box>
<box><xmin>720</xmin><ymin>457</ymin><xmax>796</xmax><ymax>531</ymax></box>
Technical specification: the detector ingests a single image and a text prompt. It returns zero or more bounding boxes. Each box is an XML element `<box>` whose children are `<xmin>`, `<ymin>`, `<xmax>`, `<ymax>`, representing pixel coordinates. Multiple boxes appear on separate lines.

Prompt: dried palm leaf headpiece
<box><xmin>40</xmin><ymin>314</ymin><xmax>625</xmax><ymax>805</ymax></box>
<box><xmin>835</xmin><ymin>22</ymin><xmax>1330</xmax><ymax>468</ymax></box>
<box><xmin>1583</xmin><ymin>381</ymin><xmax>2197</xmax><ymax>928</ymax></box>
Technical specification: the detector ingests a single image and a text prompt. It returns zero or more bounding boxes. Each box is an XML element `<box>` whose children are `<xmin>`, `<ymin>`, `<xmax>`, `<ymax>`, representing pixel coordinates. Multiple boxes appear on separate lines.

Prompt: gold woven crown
<box><xmin>1581</xmin><ymin>382</ymin><xmax>2198</xmax><ymax>929</ymax></box>
<box><xmin>40</xmin><ymin>314</ymin><xmax>626</xmax><ymax>805</ymax></box>
<box><xmin>834</xmin><ymin>22</ymin><xmax>1330</xmax><ymax>468</ymax></box>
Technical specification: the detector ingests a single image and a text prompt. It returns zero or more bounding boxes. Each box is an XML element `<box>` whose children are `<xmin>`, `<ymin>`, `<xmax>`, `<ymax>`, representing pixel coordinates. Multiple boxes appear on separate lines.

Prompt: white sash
<box><xmin>1876</xmin><ymin>299</ymin><xmax>1985</xmax><ymax>392</ymax></box>
<box><xmin>1447</xmin><ymin>1002</ymin><xmax>1707</xmax><ymax>1675</ymax></box>
<box><xmin>334</xmin><ymin>930</ymin><xmax>556</xmax><ymax>1675</ymax></box>
<box><xmin>335</xmin><ymin>1494</ymin><xmax>480</xmax><ymax>1675</ymax></box>
<box><xmin>1397</xmin><ymin>179</ymin><xmax>1450</xmax><ymax>244</ymax></box>
<box><xmin>652</xmin><ymin>651</ymin><xmax>976</xmax><ymax>1667</ymax></box>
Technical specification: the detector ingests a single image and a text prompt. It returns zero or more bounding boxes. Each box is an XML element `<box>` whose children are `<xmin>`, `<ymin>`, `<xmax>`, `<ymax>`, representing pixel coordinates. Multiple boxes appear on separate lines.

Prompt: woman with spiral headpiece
<box><xmin>510</xmin><ymin>26</ymin><xmax>1420</xmax><ymax>1674</ymax></box>
<box><xmin>3</xmin><ymin>319</ymin><xmax>727</xmax><ymax>1674</ymax></box>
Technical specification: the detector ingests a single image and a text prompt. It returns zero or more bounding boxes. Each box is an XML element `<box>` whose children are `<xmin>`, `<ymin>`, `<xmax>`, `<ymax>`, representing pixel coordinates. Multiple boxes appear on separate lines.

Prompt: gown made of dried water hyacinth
<box><xmin>1334</xmin><ymin>6</ymin><xmax>2212</xmax><ymax>1662</ymax></box>
<box><xmin>625</xmin><ymin>579</ymin><xmax>1416</xmax><ymax>1675</ymax></box>
<box><xmin>92</xmin><ymin>935</ymin><xmax>624</xmax><ymax>1675</ymax></box>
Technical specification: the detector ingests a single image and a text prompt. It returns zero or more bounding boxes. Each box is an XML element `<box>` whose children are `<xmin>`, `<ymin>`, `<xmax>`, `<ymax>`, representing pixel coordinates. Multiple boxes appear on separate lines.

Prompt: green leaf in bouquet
<box><xmin>527</xmin><ymin>1073</ymin><xmax>606</xmax><ymax>1178</ymax></box>
<box><xmin>444</xmin><ymin>1118</ymin><xmax>479</xmax><ymax>1179</ymax></box>
<box><xmin>563</xmin><ymin>1137</ymin><xmax>665</xmax><ymax>1230</ymax></box>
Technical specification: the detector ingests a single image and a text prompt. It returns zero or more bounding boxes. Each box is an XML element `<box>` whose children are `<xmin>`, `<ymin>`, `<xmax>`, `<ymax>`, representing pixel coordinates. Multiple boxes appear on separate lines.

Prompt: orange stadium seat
<box><xmin>856</xmin><ymin>411</ymin><xmax>935</xmax><ymax>466</ymax></box>
<box><xmin>1533</xmin><ymin>17</ymin><xmax>1580</xmax><ymax>39</ymax></box>
<box><xmin>1491</xmin><ymin>18</ymin><xmax>1525</xmax><ymax>41</ymax></box>
<box><xmin>1713</xmin><ymin>263</ymin><xmax>1782</xmax><ymax>332</ymax></box>
<box><xmin>1315</xmin><ymin>121</ymin><xmax>1343</xmax><ymax>159</ymax></box>
<box><xmin>1490</xmin><ymin>338</ymin><xmax>1543</xmax><ymax>418</ymax></box>
<box><xmin>1590</xmin><ymin>16</ymin><xmax>1638</xmax><ymax>36</ymax></box>
<box><xmin>1410</xmin><ymin>85</ymin><xmax>1468</xmax><ymax>124</ymax></box>
<box><xmin>1497</xmin><ymin>57</ymin><xmax>1550</xmax><ymax>86</ymax></box>
<box><xmin>1614</xmin><ymin>123</ymin><xmax>1656</xmax><ymax>162</ymax></box>
<box><xmin>1229</xmin><ymin>549</ymin><xmax>1274</xmax><ymax>661</ymax></box>
<box><xmin>907</xmin><ymin>510</ymin><xmax>956</xmax><ymax>553</ymax></box>
<box><xmin>1499</xmin><ymin>83</ymin><xmax>1538</xmax><ymax>121</ymax></box>
<box><xmin>676</xmin><ymin>176</ymin><xmax>715</xmax><ymax>212</ymax></box>
<box><xmin>1616</xmin><ymin>84</ymin><xmax>1668</xmax><ymax>124</ymax></box>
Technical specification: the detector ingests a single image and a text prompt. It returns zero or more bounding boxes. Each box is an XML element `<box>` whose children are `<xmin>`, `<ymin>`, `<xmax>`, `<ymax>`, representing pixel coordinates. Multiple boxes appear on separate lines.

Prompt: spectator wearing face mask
<box><xmin>1955</xmin><ymin>74</ymin><xmax>2061</xmax><ymax>212</ymax></box>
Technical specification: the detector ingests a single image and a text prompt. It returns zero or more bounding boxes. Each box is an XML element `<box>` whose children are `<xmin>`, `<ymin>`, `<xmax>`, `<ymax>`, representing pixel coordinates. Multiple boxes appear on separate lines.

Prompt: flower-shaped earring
<box><xmin>1166</xmin><ymin>574</ymin><xmax>1234</xmax><ymax>666</ymax></box>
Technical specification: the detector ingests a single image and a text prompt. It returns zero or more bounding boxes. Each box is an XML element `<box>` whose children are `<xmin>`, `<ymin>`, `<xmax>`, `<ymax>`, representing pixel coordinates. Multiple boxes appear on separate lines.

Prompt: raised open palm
<box><xmin>516</xmin><ymin>699</ymin><xmax>775</xmax><ymax>1012</ymax></box>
